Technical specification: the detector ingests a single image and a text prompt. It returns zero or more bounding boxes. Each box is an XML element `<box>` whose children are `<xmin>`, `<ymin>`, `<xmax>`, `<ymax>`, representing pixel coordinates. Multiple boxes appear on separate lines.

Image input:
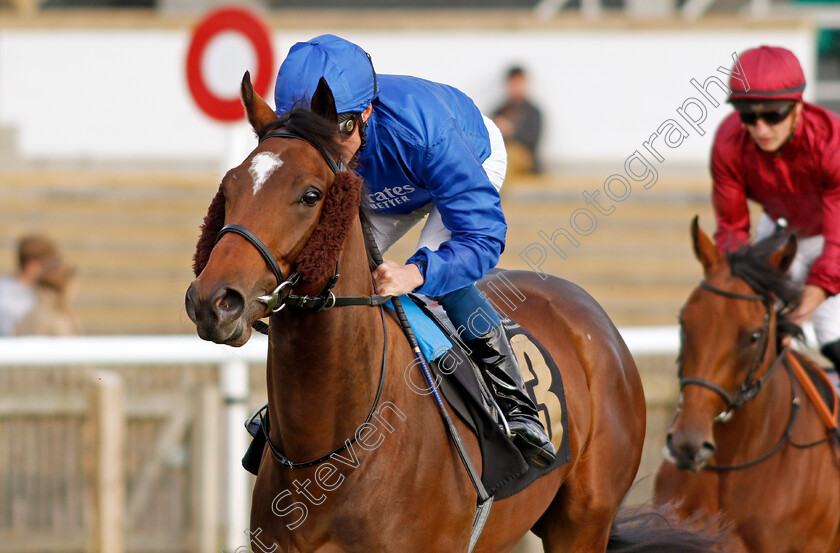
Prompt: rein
<box><xmin>233</xmin><ymin>228</ymin><xmax>389</xmax><ymax>468</ymax></box>
<box><xmin>703</xmin><ymin>348</ymin><xmax>799</xmax><ymax>471</ymax></box>
<box><xmin>247</xmin><ymin>305</ymin><xmax>389</xmax><ymax>469</ymax></box>
<box><xmin>705</xmin><ymin>355</ymin><xmax>840</xmax><ymax>471</ymax></box>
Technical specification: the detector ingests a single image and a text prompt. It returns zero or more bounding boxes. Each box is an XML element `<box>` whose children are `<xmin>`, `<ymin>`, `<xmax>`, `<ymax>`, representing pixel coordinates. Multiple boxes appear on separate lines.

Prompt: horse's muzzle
<box><xmin>185</xmin><ymin>280</ymin><xmax>249</xmax><ymax>345</ymax></box>
<box><xmin>665</xmin><ymin>431</ymin><xmax>715</xmax><ymax>473</ymax></box>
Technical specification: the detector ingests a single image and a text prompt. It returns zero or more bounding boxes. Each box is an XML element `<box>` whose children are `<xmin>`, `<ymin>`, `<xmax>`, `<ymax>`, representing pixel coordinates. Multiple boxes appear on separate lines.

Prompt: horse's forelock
<box><xmin>259</xmin><ymin>108</ymin><xmax>342</xmax><ymax>162</ymax></box>
<box><xmin>726</xmin><ymin>231</ymin><xmax>803</xmax><ymax>340</ymax></box>
<box><xmin>193</xmin><ymin>187</ymin><xmax>225</xmax><ymax>277</ymax></box>
<box><xmin>295</xmin><ymin>170</ymin><xmax>364</xmax><ymax>283</ymax></box>
<box><xmin>727</xmin><ymin>232</ymin><xmax>801</xmax><ymax>307</ymax></box>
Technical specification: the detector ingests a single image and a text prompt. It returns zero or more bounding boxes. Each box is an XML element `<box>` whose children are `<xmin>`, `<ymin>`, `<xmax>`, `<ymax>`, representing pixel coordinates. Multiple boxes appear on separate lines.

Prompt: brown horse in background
<box><xmin>654</xmin><ymin>218</ymin><xmax>840</xmax><ymax>553</ymax></box>
<box><xmin>185</xmin><ymin>73</ymin><xmax>724</xmax><ymax>553</ymax></box>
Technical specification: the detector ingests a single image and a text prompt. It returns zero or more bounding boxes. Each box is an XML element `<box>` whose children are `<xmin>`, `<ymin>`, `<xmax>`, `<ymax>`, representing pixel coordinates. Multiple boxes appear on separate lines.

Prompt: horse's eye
<box><xmin>301</xmin><ymin>190</ymin><xmax>322</xmax><ymax>207</ymax></box>
<box><xmin>749</xmin><ymin>330</ymin><xmax>763</xmax><ymax>343</ymax></box>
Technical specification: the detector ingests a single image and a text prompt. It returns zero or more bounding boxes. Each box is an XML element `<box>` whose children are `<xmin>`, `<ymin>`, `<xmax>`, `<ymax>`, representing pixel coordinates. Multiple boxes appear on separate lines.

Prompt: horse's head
<box><xmin>665</xmin><ymin>217</ymin><xmax>799</xmax><ymax>472</ymax></box>
<box><xmin>185</xmin><ymin>72</ymin><xmax>364</xmax><ymax>346</ymax></box>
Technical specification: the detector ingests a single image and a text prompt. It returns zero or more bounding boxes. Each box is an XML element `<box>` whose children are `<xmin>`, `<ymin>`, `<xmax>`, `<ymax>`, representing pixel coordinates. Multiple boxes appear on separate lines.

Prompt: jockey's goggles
<box><xmin>338</xmin><ymin>113</ymin><xmax>361</xmax><ymax>136</ymax></box>
<box><xmin>737</xmin><ymin>102</ymin><xmax>796</xmax><ymax>126</ymax></box>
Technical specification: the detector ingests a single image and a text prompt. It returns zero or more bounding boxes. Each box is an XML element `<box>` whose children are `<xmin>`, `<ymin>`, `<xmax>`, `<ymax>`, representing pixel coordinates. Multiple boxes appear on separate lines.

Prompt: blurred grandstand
<box><xmin>0</xmin><ymin>0</ymin><xmax>828</xmax><ymax>336</ymax></box>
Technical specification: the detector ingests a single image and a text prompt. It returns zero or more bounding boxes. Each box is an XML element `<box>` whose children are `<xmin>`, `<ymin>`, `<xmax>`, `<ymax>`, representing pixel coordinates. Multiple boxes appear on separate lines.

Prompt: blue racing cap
<box><xmin>274</xmin><ymin>34</ymin><xmax>378</xmax><ymax>116</ymax></box>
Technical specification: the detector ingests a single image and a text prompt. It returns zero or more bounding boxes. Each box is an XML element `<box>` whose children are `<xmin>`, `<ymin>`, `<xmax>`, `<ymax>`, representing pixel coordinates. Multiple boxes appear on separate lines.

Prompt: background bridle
<box><xmin>673</xmin><ymin>279</ymin><xmax>821</xmax><ymax>471</ymax></box>
<box><xmin>678</xmin><ymin>280</ymin><xmax>784</xmax><ymax>421</ymax></box>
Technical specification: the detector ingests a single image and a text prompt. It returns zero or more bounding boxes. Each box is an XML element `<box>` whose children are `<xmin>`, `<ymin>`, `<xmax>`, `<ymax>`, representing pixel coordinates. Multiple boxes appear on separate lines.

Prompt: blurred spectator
<box><xmin>0</xmin><ymin>234</ymin><xmax>81</xmax><ymax>337</ymax></box>
<box><xmin>0</xmin><ymin>235</ymin><xmax>55</xmax><ymax>336</ymax></box>
<box><xmin>492</xmin><ymin>65</ymin><xmax>543</xmax><ymax>175</ymax></box>
<box><xmin>15</xmin><ymin>251</ymin><xmax>81</xmax><ymax>336</ymax></box>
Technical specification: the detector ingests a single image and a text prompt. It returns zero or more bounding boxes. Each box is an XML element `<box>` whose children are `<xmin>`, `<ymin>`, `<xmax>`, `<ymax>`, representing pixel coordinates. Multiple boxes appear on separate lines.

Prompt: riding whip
<box><xmin>360</xmin><ymin>211</ymin><xmax>493</xmax><ymax>553</ymax></box>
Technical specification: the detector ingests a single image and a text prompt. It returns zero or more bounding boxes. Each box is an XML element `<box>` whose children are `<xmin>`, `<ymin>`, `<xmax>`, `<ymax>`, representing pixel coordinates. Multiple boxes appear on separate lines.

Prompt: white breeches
<box><xmin>363</xmin><ymin>115</ymin><xmax>507</xmax><ymax>255</ymax></box>
<box><xmin>756</xmin><ymin>213</ymin><xmax>840</xmax><ymax>347</ymax></box>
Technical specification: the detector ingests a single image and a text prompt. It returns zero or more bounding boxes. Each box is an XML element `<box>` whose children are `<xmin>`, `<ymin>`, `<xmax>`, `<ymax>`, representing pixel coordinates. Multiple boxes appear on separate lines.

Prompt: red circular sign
<box><xmin>186</xmin><ymin>6</ymin><xmax>274</xmax><ymax>122</ymax></box>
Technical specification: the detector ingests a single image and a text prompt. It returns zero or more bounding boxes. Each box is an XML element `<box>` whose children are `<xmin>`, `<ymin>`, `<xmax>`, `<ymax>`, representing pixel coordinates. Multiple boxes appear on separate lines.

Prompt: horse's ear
<box><xmin>311</xmin><ymin>77</ymin><xmax>338</xmax><ymax>123</ymax></box>
<box><xmin>691</xmin><ymin>216</ymin><xmax>721</xmax><ymax>271</ymax></box>
<box><xmin>767</xmin><ymin>233</ymin><xmax>797</xmax><ymax>274</ymax></box>
<box><xmin>241</xmin><ymin>71</ymin><xmax>277</xmax><ymax>133</ymax></box>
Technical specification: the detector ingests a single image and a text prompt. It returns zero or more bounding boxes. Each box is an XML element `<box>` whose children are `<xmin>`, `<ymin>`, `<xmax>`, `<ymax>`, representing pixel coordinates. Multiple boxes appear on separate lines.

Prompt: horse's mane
<box><xmin>193</xmin><ymin>187</ymin><xmax>225</xmax><ymax>277</ymax></box>
<box><xmin>726</xmin><ymin>231</ymin><xmax>802</xmax><ymax>338</ymax></box>
<box><xmin>192</xmin><ymin>108</ymin><xmax>363</xmax><ymax>284</ymax></box>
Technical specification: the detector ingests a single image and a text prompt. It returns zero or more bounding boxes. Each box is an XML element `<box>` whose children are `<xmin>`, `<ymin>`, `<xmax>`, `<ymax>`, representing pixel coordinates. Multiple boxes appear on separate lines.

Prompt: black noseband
<box><xmin>215</xmin><ymin>224</ymin><xmax>285</xmax><ymax>286</ymax></box>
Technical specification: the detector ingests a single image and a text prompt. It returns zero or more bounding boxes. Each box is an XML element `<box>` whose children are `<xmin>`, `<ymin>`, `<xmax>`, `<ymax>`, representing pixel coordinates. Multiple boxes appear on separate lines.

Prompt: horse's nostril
<box><xmin>215</xmin><ymin>287</ymin><xmax>245</xmax><ymax>319</ymax></box>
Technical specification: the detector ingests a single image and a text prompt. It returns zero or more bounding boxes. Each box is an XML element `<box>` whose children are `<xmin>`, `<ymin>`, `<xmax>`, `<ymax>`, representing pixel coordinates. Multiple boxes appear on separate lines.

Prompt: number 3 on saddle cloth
<box><xmin>241</xmin><ymin>293</ymin><xmax>572</xmax><ymax>499</ymax></box>
<box><xmin>408</xmin><ymin>294</ymin><xmax>572</xmax><ymax>499</ymax></box>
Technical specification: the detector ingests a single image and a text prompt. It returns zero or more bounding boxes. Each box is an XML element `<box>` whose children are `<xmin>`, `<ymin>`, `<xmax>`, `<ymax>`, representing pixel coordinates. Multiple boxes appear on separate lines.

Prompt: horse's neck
<box><xmin>266</xmin><ymin>220</ymin><xmax>384</xmax><ymax>461</ymax></box>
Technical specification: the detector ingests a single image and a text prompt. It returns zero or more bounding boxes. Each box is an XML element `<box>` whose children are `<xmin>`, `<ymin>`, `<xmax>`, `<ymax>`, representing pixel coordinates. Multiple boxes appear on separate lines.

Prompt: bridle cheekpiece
<box><xmin>678</xmin><ymin>280</ymin><xmax>786</xmax><ymax>422</ymax></box>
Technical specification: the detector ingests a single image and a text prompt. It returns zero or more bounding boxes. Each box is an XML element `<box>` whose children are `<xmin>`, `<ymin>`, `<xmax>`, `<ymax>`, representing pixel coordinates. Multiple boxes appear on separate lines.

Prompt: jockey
<box><xmin>273</xmin><ymin>34</ymin><xmax>556</xmax><ymax>468</ymax></box>
<box><xmin>712</xmin><ymin>45</ymin><xmax>840</xmax><ymax>382</ymax></box>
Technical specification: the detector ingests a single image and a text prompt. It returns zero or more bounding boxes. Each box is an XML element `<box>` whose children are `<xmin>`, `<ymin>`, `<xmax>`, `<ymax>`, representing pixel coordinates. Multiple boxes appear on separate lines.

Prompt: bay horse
<box><xmin>653</xmin><ymin>218</ymin><xmax>840</xmax><ymax>553</ymax></box>
<box><xmin>186</xmin><ymin>73</ymin><xmax>724</xmax><ymax>552</ymax></box>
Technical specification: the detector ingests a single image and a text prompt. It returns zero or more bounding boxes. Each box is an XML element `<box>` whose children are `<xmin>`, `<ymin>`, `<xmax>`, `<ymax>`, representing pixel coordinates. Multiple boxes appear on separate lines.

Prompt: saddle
<box><xmin>410</xmin><ymin>295</ymin><xmax>572</xmax><ymax>499</ymax></box>
<box><xmin>241</xmin><ymin>294</ymin><xmax>572</xmax><ymax>500</ymax></box>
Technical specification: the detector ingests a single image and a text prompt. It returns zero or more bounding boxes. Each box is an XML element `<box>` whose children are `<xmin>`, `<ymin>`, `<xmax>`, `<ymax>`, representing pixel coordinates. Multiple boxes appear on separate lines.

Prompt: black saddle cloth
<box><xmin>414</xmin><ymin>295</ymin><xmax>572</xmax><ymax>500</ymax></box>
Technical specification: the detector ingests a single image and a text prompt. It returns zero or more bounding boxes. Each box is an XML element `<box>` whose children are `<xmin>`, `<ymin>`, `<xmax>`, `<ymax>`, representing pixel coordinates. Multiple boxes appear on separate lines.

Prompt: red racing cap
<box><xmin>729</xmin><ymin>46</ymin><xmax>805</xmax><ymax>104</ymax></box>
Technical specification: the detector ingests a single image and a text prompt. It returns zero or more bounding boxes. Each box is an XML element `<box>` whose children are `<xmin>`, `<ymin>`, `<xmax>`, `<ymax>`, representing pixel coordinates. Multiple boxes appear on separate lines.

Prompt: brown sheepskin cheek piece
<box><xmin>193</xmin><ymin>188</ymin><xmax>226</xmax><ymax>277</ymax></box>
<box><xmin>190</xmin><ymin>171</ymin><xmax>363</xmax><ymax>284</ymax></box>
<box><xmin>294</xmin><ymin>170</ymin><xmax>364</xmax><ymax>283</ymax></box>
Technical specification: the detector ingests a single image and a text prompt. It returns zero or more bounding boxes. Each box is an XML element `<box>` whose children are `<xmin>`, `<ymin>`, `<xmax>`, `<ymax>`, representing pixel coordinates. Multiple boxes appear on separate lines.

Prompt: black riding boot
<box><xmin>465</xmin><ymin>327</ymin><xmax>556</xmax><ymax>469</ymax></box>
<box><xmin>821</xmin><ymin>340</ymin><xmax>840</xmax><ymax>394</ymax></box>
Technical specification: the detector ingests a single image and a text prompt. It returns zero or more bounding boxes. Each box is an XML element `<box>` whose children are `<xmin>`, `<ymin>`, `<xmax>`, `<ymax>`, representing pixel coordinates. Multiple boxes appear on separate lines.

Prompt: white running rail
<box><xmin>0</xmin><ymin>323</ymin><xmax>818</xmax><ymax>550</ymax></box>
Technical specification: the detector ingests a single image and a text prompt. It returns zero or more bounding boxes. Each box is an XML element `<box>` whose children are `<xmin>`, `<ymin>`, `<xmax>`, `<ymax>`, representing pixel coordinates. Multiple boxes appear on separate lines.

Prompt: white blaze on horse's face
<box><xmin>248</xmin><ymin>152</ymin><xmax>284</xmax><ymax>195</ymax></box>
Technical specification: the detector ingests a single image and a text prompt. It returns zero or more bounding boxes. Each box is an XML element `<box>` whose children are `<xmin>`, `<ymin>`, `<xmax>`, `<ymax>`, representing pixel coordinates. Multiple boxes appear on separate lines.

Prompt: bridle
<box><xmin>672</xmin><ymin>263</ymin><xmax>839</xmax><ymax>471</ymax></box>
<box><xmin>214</xmin><ymin>129</ymin><xmax>388</xmax><ymax>316</ymax></box>
<box><xmin>674</xmin><ymin>279</ymin><xmax>813</xmax><ymax>471</ymax></box>
<box><xmin>215</xmin><ymin>126</ymin><xmax>390</xmax><ymax>469</ymax></box>
<box><xmin>678</xmin><ymin>280</ymin><xmax>787</xmax><ymax>422</ymax></box>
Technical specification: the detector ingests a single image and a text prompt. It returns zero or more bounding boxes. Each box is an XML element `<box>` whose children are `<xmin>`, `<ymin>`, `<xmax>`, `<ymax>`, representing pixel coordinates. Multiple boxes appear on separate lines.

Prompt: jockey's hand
<box><xmin>789</xmin><ymin>284</ymin><xmax>828</xmax><ymax>326</ymax></box>
<box><xmin>373</xmin><ymin>260</ymin><xmax>424</xmax><ymax>297</ymax></box>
